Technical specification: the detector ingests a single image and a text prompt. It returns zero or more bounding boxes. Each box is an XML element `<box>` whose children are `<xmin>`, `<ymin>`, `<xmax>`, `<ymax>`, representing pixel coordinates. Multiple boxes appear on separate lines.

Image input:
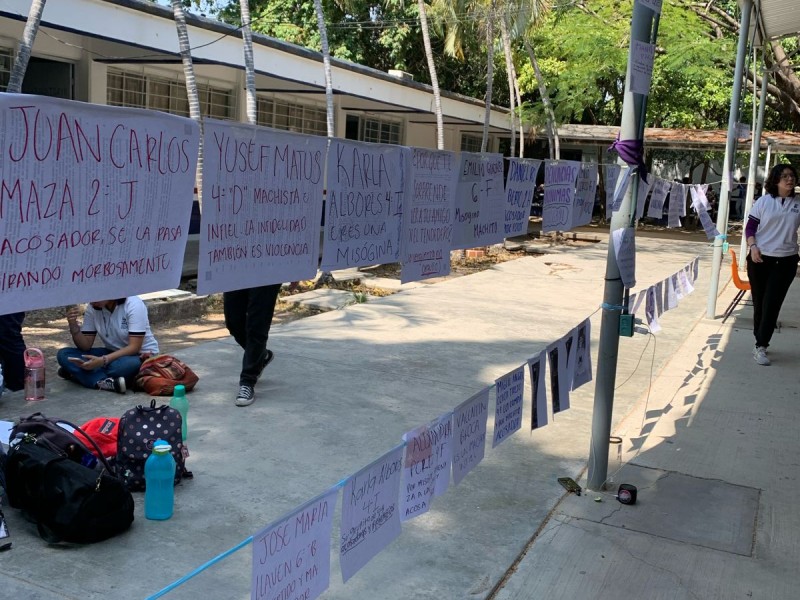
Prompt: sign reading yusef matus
<box><xmin>0</xmin><ymin>94</ymin><xmax>199</xmax><ymax>314</ymax></box>
<box><xmin>199</xmin><ymin>121</ymin><xmax>327</xmax><ymax>294</ymax></box>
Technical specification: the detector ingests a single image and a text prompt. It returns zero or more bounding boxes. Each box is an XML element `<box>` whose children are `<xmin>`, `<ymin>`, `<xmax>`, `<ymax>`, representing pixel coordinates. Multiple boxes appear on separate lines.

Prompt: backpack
<box><xmin>116</xmin><ymin>400</ymin><xmax>190</xmax><ymax>491</ymax></box>
<box><xmin>135</xmin><ymin>354</ymin><xmax>199</xmax><ymax>396</ymax></box>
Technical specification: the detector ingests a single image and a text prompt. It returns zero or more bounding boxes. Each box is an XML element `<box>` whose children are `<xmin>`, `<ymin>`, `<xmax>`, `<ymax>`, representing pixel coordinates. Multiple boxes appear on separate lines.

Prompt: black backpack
<box><xmin>116</xmin><ymin>400</ymin><xmax>190</xmax><ymax>491</ymax></box>
<box><xmin>4</xmin><ymin>434</ymin><xmax>134</xmax><ymax>544</ymax></box>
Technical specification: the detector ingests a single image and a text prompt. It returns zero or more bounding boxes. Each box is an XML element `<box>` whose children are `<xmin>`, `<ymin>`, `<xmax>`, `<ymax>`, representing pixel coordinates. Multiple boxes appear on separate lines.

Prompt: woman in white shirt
<box><xmin>56</xmin><ymin>297</ymin><xmax>159</xmax><ymax>393</ymax></box>
<box><xmin>744</xmin><ymin>164</ymin><xmax>800</xmax><ymax>365</ymax></box>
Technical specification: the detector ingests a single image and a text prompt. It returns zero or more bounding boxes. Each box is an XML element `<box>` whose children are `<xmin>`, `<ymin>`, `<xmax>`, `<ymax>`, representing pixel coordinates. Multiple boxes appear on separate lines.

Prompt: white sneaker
<box><xmin>753</xmin><ymin>346</ymin><xmax>770</xmax><ymax>366</ymax></box>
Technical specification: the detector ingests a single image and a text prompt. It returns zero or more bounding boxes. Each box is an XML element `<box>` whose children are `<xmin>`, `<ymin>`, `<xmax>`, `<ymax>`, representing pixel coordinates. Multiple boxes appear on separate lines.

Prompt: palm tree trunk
<box><xmin>240</xmin><ymin>0</ymin><xmax>257</xmax><ymax>125</ymax></box>
<box><xmin>481</xmin><ymin>0</ymin><xmax>496</xmax><ymax>153</ymax></box>
<box><xmin>513</xmin><ymin>76</ymin><xmax>524</xmax><ymax>157</ymax></box>
<box><xmin>171</xmin><ymin>0</ymin><xmax>204</xmax><ymax>203</ymax></box>
<box><xmin>418</xmin><ymin>0</ymin><xmax>444</xmax><ymax>150</ymax></box>
<box><xmin>314</xmin><ymin>0</ymin><xmax>335</xmax><ymax>137</ymax></box>
<box><xmin>7</xmin><ymin>0</ymin><xmax>45</xmax><ymax>93</ymax></box>
<box><xmin>523</xmin><ymin>37</ymin><xmax>559</xmax><ymax>159</ymax></box>
<box><xmin>500</xmin><ymin>17</ymin><xmax>516</xmax><ymax>157</ymax></box>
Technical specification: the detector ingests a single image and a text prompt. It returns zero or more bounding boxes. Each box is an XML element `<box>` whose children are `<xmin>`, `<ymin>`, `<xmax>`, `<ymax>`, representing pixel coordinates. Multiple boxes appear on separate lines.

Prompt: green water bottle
<box><xmin>169</xmin><ymin>384</ymin><xmax>189</xmax><ymax>441</ymax></box>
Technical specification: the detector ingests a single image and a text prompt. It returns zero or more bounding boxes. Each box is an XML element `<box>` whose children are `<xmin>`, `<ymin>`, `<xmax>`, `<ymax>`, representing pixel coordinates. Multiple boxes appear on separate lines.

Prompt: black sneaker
<box><xmin>57</xmin><ymin>367</ymin><xmax>72</xmax><ymax>381</ymax></box>
<box><xmin>97</xmin><ymin>377</ymin><xmax>126</xmax><ymax>394</ymax></box>
<box><xmin>235</xmin><ymin>384</ymin><xmax>255</xmax><ymax>407</ymax></box>
<box><xmin>257</xmin><ymin>350</ymin><xmax>275</xmax><ymax>380</ymax></box>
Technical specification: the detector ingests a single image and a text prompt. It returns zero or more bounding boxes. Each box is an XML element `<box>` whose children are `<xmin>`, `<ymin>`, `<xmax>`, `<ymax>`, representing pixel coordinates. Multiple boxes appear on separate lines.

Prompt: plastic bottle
<box><xmin>23</xmin><ymin>348</ymin><xmax>46</xmax><ymax>402</ymax></box>
<box><xmin>169</xmin><ymin>384</ymin><xmax>189</xmax><ymax>441</ymax></box>
<box><xmin>144</xmin><ymin>440</ymin><xmax>176</xmax><ymax>520</ymax></box>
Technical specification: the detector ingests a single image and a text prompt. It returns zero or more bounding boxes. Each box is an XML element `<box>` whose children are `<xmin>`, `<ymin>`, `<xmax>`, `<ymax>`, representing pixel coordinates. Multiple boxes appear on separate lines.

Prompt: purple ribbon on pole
<box><xmin>609</xmin><ymin>135</ymin><xmax>648</xmax><ymax>183</ymax></box>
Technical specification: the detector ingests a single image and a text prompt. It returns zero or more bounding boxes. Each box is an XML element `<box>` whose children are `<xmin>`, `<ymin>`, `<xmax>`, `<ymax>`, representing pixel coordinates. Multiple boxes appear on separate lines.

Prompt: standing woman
<box><xmin>745</xmin><ymin>164</ymin><xmax>800</xmax><ymax>365</ymax></box>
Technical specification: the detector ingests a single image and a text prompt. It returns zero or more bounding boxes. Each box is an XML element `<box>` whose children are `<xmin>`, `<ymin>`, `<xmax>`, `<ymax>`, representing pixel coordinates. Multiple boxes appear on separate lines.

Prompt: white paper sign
<box><xmin>681</xmin><ymin>266</ymin><xmax>695</xmax><ymax>294</ymax></box>
<box><xmin>0</xmin><ymin>94</ymin><xmax>200</xmax><ymax>314</ymax></box>
<box><xmin>632</xmin><ymin>289</ymin><xmax>646</xmax><ymax>315</ymax></box>
<box><xmin>645</xmin><ymin>285</ymin><xmax>661</xmax><ymax>332</ymax></box>
<box><xmin>572</xmin><ymin>162</ymin><xmax>598</xmax><ymax>228</ymax></box>
<box><xmin>493</xmin><ymin>366</ymin><xmax>525</xmax><ymax>448</ymax></box>
<box><xmin>690</xmin><ymin>184</ymin><xmax>709</xmax><ymax>211</ymax></box>
<box><xmin>542</xmin><ymin>160</ymin><xmax>580</xmax><ymax>232</ymax></box>
<box><xmin>401</xmin><ymin>148</ymin><xmax>458</xmax><ymax>283</ymax></box>
<box><xmin>547</xmin><ymin>337</ymin><xmax>571</xmax><ymax>413</ymax></box>
<box><xmin>452</xmin><ymin>152</ymin><xmax>505</xmax><ymax>249</ymax></box>
<box><xmin>339</xmin><ymin>445</ymin><xmax>404</xmax><ymax>582</ymax></box>
<box><xmin>612</xmin><ymin>227</ymin><xmax>636</xmax><ymax>289</ymax></box>
<box><xmin>528</xmin><ymin>351</ymin><xmax>548</xmax><ymax>430</ymax></box>
<box><xmin>646</xmin><ymin>178</ymin><xmax>671</xmax><ymax>218</ymax></box>
<box><xmin>635</xmin><ymin>176</ymin><xmax>651</xmax><ymax>220</ymax></box>
<box><xmin>667</xmin><ymin>182</ymin><xmax>683</xmax><ymax>228</ymax></box>
<box><xmin>199</xmin><ymin>123</ymin><xmax>326</xmax><ymax>294</ymax></box>
<box><xmin>251</xmin><ymin>489</ymin><xmax>338</xmax><ymax>600</ymax></box>
<box><xmin>654</xmin><ymin>280</ymin><xmax>664</xmax><ymax>316</ymax></box>
<box><xmin>504</xmin><ymin>158</ymin><xmax>541</xmax><ymax>237</ymax></box>
<box><xmin>400</xmin><ymin>413</ymin><xmax>453</xmax><ymax>521</ymax></box>
<box><xmin>665</xmin><ymin>275</ymin><xmax>678</xmax><ymax>310</ymax></box>
<box><xmin>321</xmin><ymin>140</ymin><xmax>407</xmax><ymax>271</ymax></box>
<box><xmin>630</xmin><ymin>39</ymin><xmax>655</xmax><ymax>95</ymax></box>
<box><xmin>452</xmin><ymin>387</ymin><xmax>490</xmax><ymax>485</ymax></box>
<box><xmin>610</xmin><ymin>167</ymin><xmax>632</xmax><ymax>215</ymax></box>
<box><xmin>604</xmin><ymin>164</ymin><xmax>622</xmax><ymax>219</ymax></box>
<box><xmin>697</xmin><ymin>205</ymin><xmax>720</xmax><ymax>240</ymax></box>
<box><xmin>692</xmin><ymin>257</ymin><xmax>700</xmax><ymax>282</ymax></box>
<box><xmin>571</xmin><ymin>318</ymin><xmax>593</xmax><ymax>391</ymax></box>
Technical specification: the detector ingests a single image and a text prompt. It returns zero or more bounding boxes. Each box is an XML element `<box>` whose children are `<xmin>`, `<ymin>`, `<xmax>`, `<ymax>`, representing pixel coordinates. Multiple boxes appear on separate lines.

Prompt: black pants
<box><xmin>223</xmin><ymin>285</ymin><xmax>281</xmax><ymax>386</ymax></box>
<box><xmin>746</xmin><ymin>253</ymin><xmax>799</xmax><ymax>348</ymax></box>
<box><xmin>0</xmin><ymin>312</ymin><xmax>26</xmax><ymax>391</ymax></box>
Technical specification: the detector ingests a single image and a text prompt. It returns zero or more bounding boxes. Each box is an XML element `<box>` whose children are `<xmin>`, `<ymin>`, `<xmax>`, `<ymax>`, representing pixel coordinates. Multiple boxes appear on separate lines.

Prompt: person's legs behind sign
<box><xmin>224</xmin><ymin>283</ymin><xmax>282</xmax><ymax>407</ymax></box>
<box><xmin>0</xmin><ymin>312</ymin><xmax>26</xmax><ymax>393</ymax></box>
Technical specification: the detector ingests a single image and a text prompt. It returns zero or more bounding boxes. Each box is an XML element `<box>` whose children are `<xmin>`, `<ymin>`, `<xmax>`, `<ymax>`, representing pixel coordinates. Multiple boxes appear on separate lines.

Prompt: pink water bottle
<box><xmin>24</xmin><ymin>348</ymin><xmax>46</xmax><ymax>401</ymax></box>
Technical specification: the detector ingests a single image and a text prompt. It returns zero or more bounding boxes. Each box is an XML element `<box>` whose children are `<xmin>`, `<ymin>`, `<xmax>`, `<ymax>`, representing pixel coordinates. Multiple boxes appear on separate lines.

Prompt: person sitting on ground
<box><xmin>56</xmin><ymin>297</ymin><xmax>159</xmax><ymax>393</ymax></box>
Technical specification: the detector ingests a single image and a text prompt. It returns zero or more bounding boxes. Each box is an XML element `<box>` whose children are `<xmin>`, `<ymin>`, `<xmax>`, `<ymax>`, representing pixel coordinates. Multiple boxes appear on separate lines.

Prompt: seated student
<box><xmin>57</xmin><ymin>297</ymin><xmax>159</xmax><ymax>393</ymax></box>
<box><xmin>0</xmin><ymin>312</ymin><xmax>26</xmax><ymax>394</ymax></box>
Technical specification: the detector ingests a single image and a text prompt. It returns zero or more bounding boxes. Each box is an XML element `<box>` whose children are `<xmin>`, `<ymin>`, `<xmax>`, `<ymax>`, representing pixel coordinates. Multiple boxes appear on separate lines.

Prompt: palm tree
<box><xmin>7</xmin><ymin>0</ymin><xmax>46</xmax><ymax>93</ymax></box>
<box><xmin>240</xmin><ymin>0</ymin><xmax>257</xmax><ymax>125</ymax></box>
<box><xmin>313</xmin><ymin>0</ymin><xmax>336</xmax><ymax>137</ymax></box>
<box><xmin>171</xmin><ymin>0</ymin><xmax>204</xmax><ymax>201</ymax></box>
<box><xmin>480</xmin><ymin>0</ymin><xmax>496</xmax><ymax>152</ymax></box>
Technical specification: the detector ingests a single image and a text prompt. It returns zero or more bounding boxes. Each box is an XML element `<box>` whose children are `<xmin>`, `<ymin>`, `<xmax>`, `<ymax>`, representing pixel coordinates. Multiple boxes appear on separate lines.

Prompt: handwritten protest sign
<box><xmin>452</xmin><ymin>152</ymin><xmax>505</xmax><ymax>249</ymax></box>
<box><xmin>199</xmin><ymin>122</ymin><xmax>326</xmax><ymax>294</ymax></box>
<box><xmin>322</xmin><ymin>140</ymin><xmax>406</xmax><ymax>271</ymax></box>
<box><xmin>612</xmin><ymin>226</ymin><xmax>636</xmax><ymax>289</ymax></box>
<box><xmin>610</xmin><ymin>166</ymin><xmax>632</xmax><ymax>216</ymax></box>
<box><xmin>665</xmin><ymin>275</ymin><xmax>678</xmax><ymax>311</ymax></box>
<box><xmin>630</xmin><ymin>39</ymin><xmax>655</xmax><ymax>95</ymax></box>
<box><xmin>504</xmin><ymin>158</ymin><xmax>541</xmax><ymax>237</ymax></box>
<box><xmin>645</xmin><ymin>285</ymin><xmax>661</xmax><ymax>332</ymax></box>
<box><xmin>646</xmin><ymin>178</ymin><xmax>671</xmax><ymax>218</ymax></box>
<box><xmin>400</xmin><ymin>413</ymin><xmax>453</xmax><ymax>521</ymax></box>
<box><xmin>542</xmin><ymin>160</ymin><xmax>580</xmax><ymax>233</ymax></box>
<box><xmin>546</xmin><ymin>336</ymin><xmax>571</xmax><ymax>413</ymax></box>
<box><xmin>683</xmin><ymin>264</ymin><xmax>696</xmax><ymax>292</ymax></box>
<box><xmin>492</xmin><ymin>366</ymin><xmax>524</xmax><ymax>448</ymax></box>
<box><xmin>251</xmin><ymin>488</ymin><xmax>338</xmax><ymax>600</ymax></box>
<box><xmin>528</xmin><ymin>351</ymin><xmax>548</xmax><ymax>430</ymax></box>
<box><xmin>452</xmin><ymin>387</ymin><xmax>490</xmax><ymax>485</ymax></box>
<box><xmin>0</xmin><ymin>94</ymin><xmax>199</xmax><ymax>314</ymax></box>
<box><xmin>635</xmin><ymin>176</ymin><xmax>651</xmax><ymax>220</ymax></box>
<box><xmin>690</xmin><ymin>185</ymin><xmax>720</xmax><ymax>240</ymax></box>
<box><xmin>340</xmin><ymin>445</ymin><xmax>403</xmax><ymax>582</ymax></box>
<box><xmin>571</xmin><ymin>318</ymin><xmax>592</xmax><ymax>391</ymax></box>
<box><xmin>604</xmin><ymin>164</ymin><xmax>622</xmax><ymax>219</ymax></box>
<box><xmin>667</xmin><ymin>183</ymin><xmax>683</xmax><ymax>228</ymax></box>
<box><xmin>572</xmin><ymin>162</ymin><xmax>598</xmax><ymax>228</ymax></box>
<box><xmin>401</xmin><ymin>148</ymin><xmax>457</xmax><ymax>283</ymax></box>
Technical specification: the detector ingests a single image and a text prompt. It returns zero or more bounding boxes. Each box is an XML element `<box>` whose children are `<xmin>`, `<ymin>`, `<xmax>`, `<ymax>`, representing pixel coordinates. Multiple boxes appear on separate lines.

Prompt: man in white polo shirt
<box><xmin>56</xmin><ymin>297</ymin><xmax>160</xmax><ymax>393</ymax></box>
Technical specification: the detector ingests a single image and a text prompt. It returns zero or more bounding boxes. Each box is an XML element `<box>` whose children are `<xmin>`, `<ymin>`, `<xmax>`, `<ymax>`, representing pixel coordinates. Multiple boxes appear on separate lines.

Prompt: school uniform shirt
<box><xmin>81</xmin><ymin>297</ymin><xmax>159</xmax><ymax>354</ymax></box>
<box><xmin>749</xmin><ymin>193</ymin><xmax>800</xmax><ymax>257</ymax></box>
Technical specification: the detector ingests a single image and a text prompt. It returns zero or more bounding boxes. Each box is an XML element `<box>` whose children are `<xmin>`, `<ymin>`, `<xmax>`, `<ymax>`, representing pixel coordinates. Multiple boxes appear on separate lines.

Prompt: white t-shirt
<box><xmin>749</xmin><ymin>193</ymin><xmax>800</xmax><ymax>257</ymax></box>
<box><xmin>81</xmin><ymin>297</ymin><xmax>159</xmax><ymax>354</ymax></box>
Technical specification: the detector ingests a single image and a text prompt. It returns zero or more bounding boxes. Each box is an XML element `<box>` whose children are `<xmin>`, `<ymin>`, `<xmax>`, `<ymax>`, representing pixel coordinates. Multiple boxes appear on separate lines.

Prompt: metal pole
<box><xmin>706</xmin><ymin>0</ymin><xmax>753</xmax><ymax>318</ymax></box>
<box><xmin>740</xmin><ymin>53</ymin><xmax>768</xmax><ymax>268</ymax></box>
<box><xmin>587</xmin><ymin>1</ymin><xmax>654</xmax><ymax>491</ymax></box>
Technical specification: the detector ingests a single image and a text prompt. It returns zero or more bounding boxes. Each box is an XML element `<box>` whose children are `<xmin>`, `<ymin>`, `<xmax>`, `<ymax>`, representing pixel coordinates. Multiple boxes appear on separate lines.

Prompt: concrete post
<box><xmin>706</xmin><ymin>0</ymin><xmax>753</xmax><ymax>318</ymax></box>
<box><xmin>586</xmin><ymin>1</ymin><xmax>655</xmax><ymax>491</ymax></box>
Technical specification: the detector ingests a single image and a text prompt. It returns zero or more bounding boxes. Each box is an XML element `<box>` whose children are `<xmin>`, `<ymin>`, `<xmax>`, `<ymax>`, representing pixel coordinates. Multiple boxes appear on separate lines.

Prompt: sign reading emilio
<box><xmin>0</xmin><ymin>94</ymin><xmax>199</xmax><ymax>314</ymax></box>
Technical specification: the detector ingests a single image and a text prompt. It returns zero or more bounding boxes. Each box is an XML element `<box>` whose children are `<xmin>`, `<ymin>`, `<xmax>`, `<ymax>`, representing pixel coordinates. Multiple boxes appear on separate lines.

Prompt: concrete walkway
<box><xmin>2</xmin><ymin>235</ymin><xmax>793</xmax><ymax>600</ymax></box>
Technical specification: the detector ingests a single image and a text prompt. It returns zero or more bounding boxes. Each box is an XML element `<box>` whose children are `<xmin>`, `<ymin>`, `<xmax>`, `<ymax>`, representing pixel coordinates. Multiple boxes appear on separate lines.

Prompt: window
<box><xmin>0</xmin><ymin>47</ymin><xmax>14</xmax><ymax>92</ymax></box>
<box><xmin>361</xmin><ymin>116</ymin><xmax>402</xmax><ymax>145</ymax></box>
<box><xmin>461</xmin><ymin>134</ymin><xmax>483</xmax><ymax>153</ymax></box>
<box><xmin>107</xmin><ymin>68</ymin><xmax>234</xmax><ymax>119</ymax></box>
<box><xmin>256</xmin><ymin>97</ymin><xmax>327</xmax><ymax>136</ymax></box>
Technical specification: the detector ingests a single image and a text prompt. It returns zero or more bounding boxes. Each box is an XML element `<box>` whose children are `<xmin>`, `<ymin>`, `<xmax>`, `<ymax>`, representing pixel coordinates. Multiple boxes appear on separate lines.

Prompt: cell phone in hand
<box><xmin>68</xmin><ymin>357</ymin><xmax>87</xmax><ymax>364</ymax></box>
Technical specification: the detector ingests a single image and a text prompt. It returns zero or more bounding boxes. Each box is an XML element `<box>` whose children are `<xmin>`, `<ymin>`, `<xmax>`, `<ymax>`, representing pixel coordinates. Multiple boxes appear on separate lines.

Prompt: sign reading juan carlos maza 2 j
<box><xmin>0</xmin><ymin>94</ymin><xmax>199</xmax><ymax>314</ymax></box>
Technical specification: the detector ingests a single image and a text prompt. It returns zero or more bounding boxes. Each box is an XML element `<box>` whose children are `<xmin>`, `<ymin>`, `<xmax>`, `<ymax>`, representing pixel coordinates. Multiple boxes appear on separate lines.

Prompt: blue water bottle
<box><xmin>144</xmin><ymin>440</ymin><xmax>176</xmax><ymax>520</ymax></box>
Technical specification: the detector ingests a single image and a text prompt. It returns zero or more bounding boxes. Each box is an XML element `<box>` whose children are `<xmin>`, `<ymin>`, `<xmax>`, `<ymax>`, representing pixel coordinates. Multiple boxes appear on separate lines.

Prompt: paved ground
<box><xmin>2</xmin><ymin>233</ymin><xmax>796</xmax><ymax>600</ymax></box>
